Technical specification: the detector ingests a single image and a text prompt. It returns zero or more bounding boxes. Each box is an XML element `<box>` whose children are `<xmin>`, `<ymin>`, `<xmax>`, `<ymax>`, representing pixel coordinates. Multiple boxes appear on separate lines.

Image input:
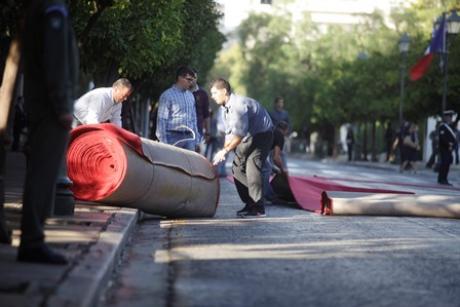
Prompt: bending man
<box><xmin>74</xmin><ymin>78</ymin><xmax>133</xmax><ymax>127</ymax></box>
<box><xmin>211</xmin><ymin>78</ymin><xmax>273</xmax><ymax>218</ymax></box>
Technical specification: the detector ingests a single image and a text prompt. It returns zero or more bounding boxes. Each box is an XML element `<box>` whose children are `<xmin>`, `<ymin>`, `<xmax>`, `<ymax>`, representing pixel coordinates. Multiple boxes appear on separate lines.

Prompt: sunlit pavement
<box><xmin>0</xmin><ymin>152</ymin><xmax>138</xmax><ymax>307</ymax></box>
<box><xmin>101</xmin><ymin>156</ymin><xmax>460</xmax><ymax>307</ymax></box>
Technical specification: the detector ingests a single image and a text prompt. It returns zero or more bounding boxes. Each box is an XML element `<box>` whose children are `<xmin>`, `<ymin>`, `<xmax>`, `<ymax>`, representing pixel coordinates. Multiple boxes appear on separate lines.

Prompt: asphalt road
<box><xmin>100</xmin><ymin>158</ymin><xmax>460</xmax><ymax>307</ymax></box>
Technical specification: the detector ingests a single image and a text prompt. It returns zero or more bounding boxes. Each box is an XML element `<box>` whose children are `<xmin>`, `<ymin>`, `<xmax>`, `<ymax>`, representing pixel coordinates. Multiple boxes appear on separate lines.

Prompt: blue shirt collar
<box><xmin>224</xmin><ymin>93</ymin><xmax>236</xmax><ymax>112</ymax></box>
<box><xmin>173</xmin><ymin>84</ymin><xmax>187</xmax><ymax>92</ymax></box>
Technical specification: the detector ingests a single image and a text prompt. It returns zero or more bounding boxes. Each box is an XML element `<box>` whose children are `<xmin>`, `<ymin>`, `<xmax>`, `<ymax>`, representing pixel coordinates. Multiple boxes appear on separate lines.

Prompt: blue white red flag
<box><xmin>409</xmin><ymin>15</ymin><xmax>446</xmax><ymax>81</ymax></box>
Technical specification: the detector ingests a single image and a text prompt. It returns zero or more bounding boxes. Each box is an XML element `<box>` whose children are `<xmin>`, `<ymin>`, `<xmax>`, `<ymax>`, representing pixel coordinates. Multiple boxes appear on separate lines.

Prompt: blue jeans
<box><xmin>166</xmin><ymin>131</ymin><xmax>196</xmax><ymax>151</ymax></box>
<box><xmin>262</xmin><ymin>157</ymin><xmax>274</xmax><ymax>200</ymax></box>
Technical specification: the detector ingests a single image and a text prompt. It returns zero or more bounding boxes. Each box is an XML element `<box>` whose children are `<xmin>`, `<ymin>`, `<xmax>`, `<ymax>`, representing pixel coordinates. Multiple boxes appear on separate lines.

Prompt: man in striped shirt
<box><xmin>156</xmin><ymin>66</ymin><xmax>200</xmax><ymax>150</ymax></box>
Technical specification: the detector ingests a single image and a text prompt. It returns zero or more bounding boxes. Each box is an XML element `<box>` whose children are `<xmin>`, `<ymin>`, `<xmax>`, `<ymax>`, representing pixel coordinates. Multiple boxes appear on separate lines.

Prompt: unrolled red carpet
<box><xmin>269</xmin><ymin>174</ymin><xmax>460</xmax><ymax>218</ymax></box>
<box><xmin>283</xmin><ymin>175</ymin><xmax>412</xmax><ymax>213</ymax></box>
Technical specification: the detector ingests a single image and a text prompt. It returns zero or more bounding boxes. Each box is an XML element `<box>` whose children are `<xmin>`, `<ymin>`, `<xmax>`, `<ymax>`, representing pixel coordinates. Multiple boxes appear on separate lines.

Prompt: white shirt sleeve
<box><xmin>83</xmin><ymin>97</ymin><xmax>106</xmax><ymax>124</ymax></box>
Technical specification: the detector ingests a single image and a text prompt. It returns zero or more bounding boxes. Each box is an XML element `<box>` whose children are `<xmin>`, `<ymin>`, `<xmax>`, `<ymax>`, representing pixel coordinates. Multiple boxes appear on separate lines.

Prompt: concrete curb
<box><xmin>46</xmin><ymin>208</ymin><xmax>139</xmax><ymax>307</ymax></box>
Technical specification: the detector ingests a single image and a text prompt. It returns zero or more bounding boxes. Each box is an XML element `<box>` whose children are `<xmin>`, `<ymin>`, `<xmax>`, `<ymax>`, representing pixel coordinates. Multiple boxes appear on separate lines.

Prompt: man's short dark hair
<box><xmin>276</xmin><ymin>121</ymin><xmax>289</xmax><ymax>131</ymax></box>
<box><xmin>211</xmin><ymin>78</ymin><xmax>232</xmax><ymax>94</ymax></box>
<box><xmin>176</xmin><ymin>66</ymin><xmax>196</xmax><ymax>80</ymax></box>
<box><xmin>113</xmin><ymin>78</ymin><xmax>132</xmax><ymax>90</ymax></box>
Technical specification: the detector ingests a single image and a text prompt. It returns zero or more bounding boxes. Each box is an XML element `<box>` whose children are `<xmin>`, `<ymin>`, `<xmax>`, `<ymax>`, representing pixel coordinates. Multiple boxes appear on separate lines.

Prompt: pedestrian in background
<box><xmin>426</xmin><ymin>121</ymin><xmax>440</xmax><ymax>169</ymax></box>
<box><xmin>302</xmin><ymin>123</ymin><xmax>310</xmax><ymax>153</ymax></box>
<box><xmin>19</xmin><ymin>0</ymin><xmax>79</xmax><ymax>264</ymax></box>
<box><xmin>384</xmin><ymin>122</ymin><xmax>395</xmax><ymax>162</ymax></box>
<box><xmin>438</xmin><ymin>110</ymin><xmax>458</xmax><ymax>185</ymax></box>
<box><xmin>73</xmin><ymin>78</ymin><xmax>133</xmax><ymax>127</ymax></box>
<box><xmin>156</xmin><ymin>66</ymin><xmax>199</xmax><ymax>150</ymax></box>
<box><xmin>211</xmin><ymin>78</ymin><xmax>273</xmax><ymax>218</ymax></box>
<box><xmin>269</xmin><ymin>96</ymin><xmax>290</xmax><ymax>164</ymax></box>
<box><xmin>204</xmin><ymin>109</ymin><xmax>217</xmax><ymax>160</ymax></box>
<box><xmin>399</xmin><ymin>122</ymin><xmax>420</xmax><ymax>173</ymax></box>
<box><xmin>211</xmin><ymin>107</ymin><xmax>228</xmax><ymax>177</ymax></box>
<box><xmin>190</xmin><ymin>70</ymin><xmax>210</xmax><ymax>153</ymax></box>
<box><xmin>394</xmin><ymin>121</ymin><xmax>409</xmax><ymax>170</ymax></box>
<box><xmin>269</xmin><ymin>96</ymin><xmax>290</xmax><ymax>129</ymax></box>
<box><xmin>346</xmin><ymin>125</ymin><xmax>354</xmax><ymax>162</ymax></box>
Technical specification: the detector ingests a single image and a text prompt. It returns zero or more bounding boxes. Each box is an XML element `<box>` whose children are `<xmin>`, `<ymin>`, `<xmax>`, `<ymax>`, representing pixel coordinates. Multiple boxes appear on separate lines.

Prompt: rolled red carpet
<box><xmin>67</xmin><ymin>124</ymin><xmax>219</xmax><ymax>217</ymax></box>
<box><xmin>67</xmin><ymin>124</ymin><xmax>142</xmax><ymax>201</ymax></box>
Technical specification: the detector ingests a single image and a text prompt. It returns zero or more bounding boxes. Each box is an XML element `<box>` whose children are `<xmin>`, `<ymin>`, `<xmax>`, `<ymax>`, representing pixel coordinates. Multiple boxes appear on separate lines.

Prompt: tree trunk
<box><xmin>371</xmin><ymin>121</ymin><xmax>377</xmax><ymax>162</ymax></box>
<box><xmin>362</xmin><ymin>122</ymin><xmax>368</xmax><ymax>161</ymax></box>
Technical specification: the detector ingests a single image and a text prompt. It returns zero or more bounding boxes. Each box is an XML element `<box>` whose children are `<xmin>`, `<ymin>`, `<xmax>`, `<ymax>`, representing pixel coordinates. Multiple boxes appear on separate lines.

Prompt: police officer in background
<box><xmin>437</xmin><ymin>110</ymin><xmax>458</xmax><ymax>186</ymax></box>
<box><xmin>19</xmin><ymin>0</ymin><xmax>79</xmax><ymax>264</ymax></box>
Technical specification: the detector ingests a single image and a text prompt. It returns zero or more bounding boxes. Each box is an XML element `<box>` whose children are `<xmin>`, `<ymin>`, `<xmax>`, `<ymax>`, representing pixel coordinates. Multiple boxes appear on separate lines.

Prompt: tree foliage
<box><xmin>1</xmin><ymin>0</ymin><xmax>225</xmax><ymax>100</ymax></box>
<box><xmin>211</xmin><ymin>0</ymin><xmax>460</xmax><ymax>135</ymax></box>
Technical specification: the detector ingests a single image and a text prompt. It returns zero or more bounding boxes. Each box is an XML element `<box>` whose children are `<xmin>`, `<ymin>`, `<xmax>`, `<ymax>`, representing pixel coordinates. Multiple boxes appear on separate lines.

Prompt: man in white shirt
<box><xmin>74</xmin><ymin>78</ymin><xmax>133</xmax><ymax>127</ymax></box>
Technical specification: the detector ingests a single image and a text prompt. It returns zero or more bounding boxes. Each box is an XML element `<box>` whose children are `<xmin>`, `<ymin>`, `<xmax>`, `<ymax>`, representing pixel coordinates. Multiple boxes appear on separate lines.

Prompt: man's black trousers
<box><xmin>437</xmin><ymin>149</ymin><xmax>452</xmax><ymax>183</ymax></box>
<box><xmin>20</xmin><ymin>115</ymin><xmax>69</xmax><ymax>248</ymax></box>
<box><xmin>232</xmin><ymin>130</ymin><xmax>273</xmax><ymax>205</ymax></box>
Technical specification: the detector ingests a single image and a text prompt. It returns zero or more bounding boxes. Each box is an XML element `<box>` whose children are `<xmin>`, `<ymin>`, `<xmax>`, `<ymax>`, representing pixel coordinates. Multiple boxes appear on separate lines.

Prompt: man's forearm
<box><xmin>224</xmin><ymin>135</ymin><xmax>242</xmax><ymax>152</ymax></box>
<box><xmin>274</xmin><ymin>156</ymin><xmax>283</xmax><ymax>170</ymax></box>
<box><xmin>212</xmin><ymin>134</ymin><xmax>242</xmax><ymax>165</ymax></box>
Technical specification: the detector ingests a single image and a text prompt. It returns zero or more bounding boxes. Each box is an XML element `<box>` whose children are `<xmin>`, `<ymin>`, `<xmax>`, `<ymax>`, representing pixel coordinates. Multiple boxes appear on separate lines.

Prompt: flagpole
<box><xmin>398</xmin><ymin>33</ymin><xmax>410</xmax><ymax>125</ymax></box>
<box><xmin>441</xmin><ymin>12</ymin><xmax>448</xmax><ymax>113</ymax></box>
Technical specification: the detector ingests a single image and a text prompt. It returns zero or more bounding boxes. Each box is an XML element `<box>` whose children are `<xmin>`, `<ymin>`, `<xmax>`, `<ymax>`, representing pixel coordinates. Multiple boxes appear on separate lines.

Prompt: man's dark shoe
<box><xmin>17</xmin><ymin>244</ymin><xmax>68</xmax><ymax>265</ymax></box>
<box><xmin>237</xmin><ymin>203</ymin><xmax>253</xmax><ymax>217</ymax></box>
<box><xmin>240</xmin><ymin>204</ymin><xmax>266</xmax><ymax>218</ymax></box>
<box><xmin>438</xmin><ymin>181</ymin><xmax>453</xmax><ymax>186</ymax></box>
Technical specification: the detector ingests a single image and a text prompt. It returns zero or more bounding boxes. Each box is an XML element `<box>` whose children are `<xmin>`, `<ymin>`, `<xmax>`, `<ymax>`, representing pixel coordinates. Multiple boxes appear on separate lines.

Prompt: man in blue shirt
<box><xmin>156</xmin><ymin>66</ymin><xmax>199</xmax><ymax>151</ymax></box>
<box><xmin>211</xmin><ymin>78</ymin><xmax>273</xmax><ymax>218</ymax></box>
<box><xmin>269</xmin><ymin>96</ymin><xmax>290</xmax><ymax>166</ymax></box>
<box><xmin>269</xmin><ymin>96</ymin><xmax>290</xmax><ymax>129</ymax></box>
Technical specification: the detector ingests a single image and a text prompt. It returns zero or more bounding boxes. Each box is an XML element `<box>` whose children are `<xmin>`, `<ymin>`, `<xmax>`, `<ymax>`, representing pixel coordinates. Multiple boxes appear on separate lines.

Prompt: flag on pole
<box><xmin>409</xmin><ymin>15</ymin><xmax>446</xmax><ymax>81</ymax></box>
